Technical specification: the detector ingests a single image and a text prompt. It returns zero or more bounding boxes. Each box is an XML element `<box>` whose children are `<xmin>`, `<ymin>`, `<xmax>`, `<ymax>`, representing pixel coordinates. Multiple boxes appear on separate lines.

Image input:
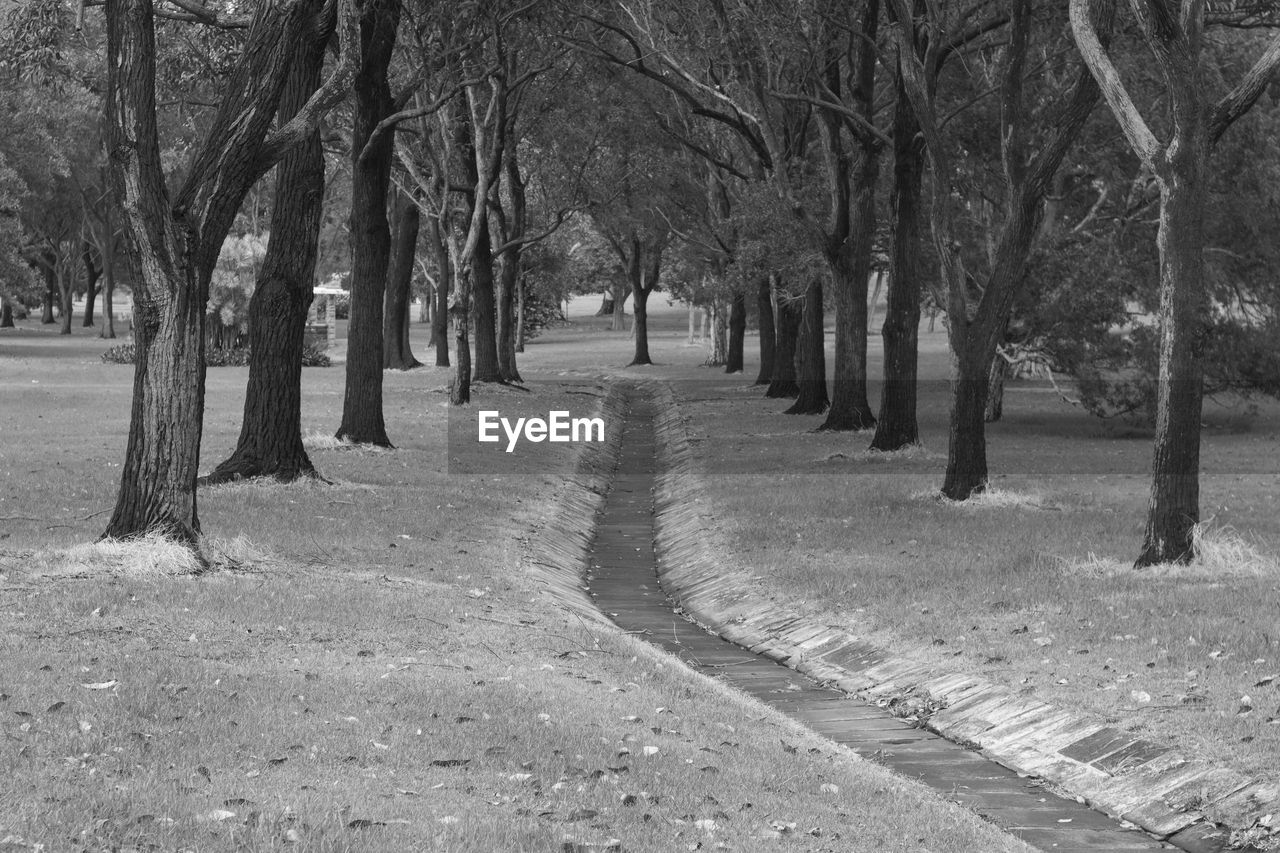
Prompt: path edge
<box><xmin>646</xmin><ymin>381</ymin><xmax>1277</xmax><ymax>853</ymax></box>
<box><xmin>520</xmin><ymin>382</ymin><xmax>626</xmax><ymax>626</ymax></box>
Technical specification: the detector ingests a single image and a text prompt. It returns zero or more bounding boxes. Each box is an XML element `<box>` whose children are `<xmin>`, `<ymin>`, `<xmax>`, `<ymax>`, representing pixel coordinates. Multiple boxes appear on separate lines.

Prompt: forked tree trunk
<box><xmin>383</xmin><ymin>193</ymin><xmax>422</xmax><ymax>370</ymax></box>
<box><xmin>754</xmin><ymin>275</ymin><xmax>775</xmax><ymax>384</ymax></box>
<box><xmin>870</xmin><ymin>75</ymin><xmax>925</xmax><ymax>451</ymax></box>
<box><xmin>785</xmin><ymin>280</ymin><xmax>829</xmax><ymax>415</ymax></box>
<box><xmin>430</xmin><ymin>217</ymin><xmax>450</xmax><ymax>366</ymax></box>
<box><xmin>336</xmin><ymin>0</ymin><xmax>398</xmax><ymax>446</ymax></box>
<box><xmin>101</xmin><ymin>0</ymin><xmax>332</xmax><ymax>546</ymax></box>
<box><xmin>766</xmin><ymin>296</ymin><xmax>801</xmax><ymax>398</ymax></box>
<box><xmin>726</xmin><ymin>290</ymin><xmax>745</xmax><ymax>373</ymax></box>
<box><xmin>203</xmin><ymin>23</ymin><xmax>328</xmax><ymax>486</ymax></box>
<box><xmin>471</xmin><ymin>225</ymin><xmax>500</xmax><ymax>382</ymax></box>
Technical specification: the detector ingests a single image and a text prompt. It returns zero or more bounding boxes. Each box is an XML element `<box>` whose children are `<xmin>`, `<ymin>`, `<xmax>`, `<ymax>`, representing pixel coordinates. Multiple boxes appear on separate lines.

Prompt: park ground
<box><xmin>1</xmin><ymin>293</ymin><xmax>1278</xmax><ymax>851</ymax></box>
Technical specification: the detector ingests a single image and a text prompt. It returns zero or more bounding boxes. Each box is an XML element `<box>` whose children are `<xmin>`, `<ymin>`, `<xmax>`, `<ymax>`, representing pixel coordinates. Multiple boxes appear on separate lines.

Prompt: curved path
<box><xmin>584</xmin><ymin>384</ymin><xmax>1180</xmax><ymax>853</ymax></box>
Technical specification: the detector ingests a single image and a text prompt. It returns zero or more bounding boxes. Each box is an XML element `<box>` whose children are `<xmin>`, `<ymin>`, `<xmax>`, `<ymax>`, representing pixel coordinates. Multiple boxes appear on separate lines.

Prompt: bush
<box><xmin>102</xmin><ymin>342</ymin><xmax>331</xmax><ymax>368</ymax></box>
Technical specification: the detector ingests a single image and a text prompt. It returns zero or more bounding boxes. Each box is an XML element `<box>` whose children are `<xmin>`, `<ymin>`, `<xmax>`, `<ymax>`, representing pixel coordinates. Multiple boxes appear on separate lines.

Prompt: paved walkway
<box><xmin>584</xmin><ymin>387</ymin><xmax>1177</xmax><ymax>853</ymax></box>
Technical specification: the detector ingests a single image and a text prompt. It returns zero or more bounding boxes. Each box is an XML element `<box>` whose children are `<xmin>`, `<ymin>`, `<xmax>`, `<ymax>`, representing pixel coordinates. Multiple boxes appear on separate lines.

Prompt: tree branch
<box><xmin>1210</xmin><ymin>31</ymin><xmax>1280</xmax><ymax>145</ymax></box>
<box><xmin>1069</xmin><ymin>0</ymin><xmax>1160</xmax><ymax>167</ymax></box>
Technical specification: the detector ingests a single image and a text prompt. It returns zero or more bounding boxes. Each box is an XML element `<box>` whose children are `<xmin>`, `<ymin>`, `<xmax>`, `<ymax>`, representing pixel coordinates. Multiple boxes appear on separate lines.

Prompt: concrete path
<box><xmin>584</xmin><ymin>386</ymin><xmax>1179</xmax><ymax>853</ymax></box>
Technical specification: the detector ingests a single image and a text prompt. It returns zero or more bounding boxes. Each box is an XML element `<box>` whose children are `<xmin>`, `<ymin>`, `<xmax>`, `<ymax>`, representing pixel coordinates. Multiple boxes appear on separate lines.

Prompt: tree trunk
<box><xmin>336</xmin><ymin>0</ymin><xmax>398</xmax><ymax>446</ymax></box>
<box><xmin>100</xmin><ymin>215</ymin><xmax>117</xmax><ymax>339</ymax></box>
<box><xmin>941</xmin><ymin>347</ymin><xmax>990</xmax><ymax>499</ymax></box>
<box><xmin>450</xmin><ymin>266</ymin><xmax>472</xmax><ymax>404</ymax></box>
<box><xmin>870</xmin><ymin>83</ymin><xmax>925</xmax><ymax>451</ymax></box>
<box><xmin>497</xmin><ymin>249</ymin><xmax>521</xmax><ymax>381</ymax></box>
<box><xmin>596</xmin><ymin>293</ymin><xmax>613</xmax><ymax>316</ymax></box>
<box><xmin>40</xmin><ymin>265</ymin><xmax>56</xmax><ymax>324</ymax></box>
<box><xmin>202</xmin><ymin>23</ymin><xmax>327</xmax><ymax>486</ymax></box>
<box><xmin>630</xmin><ymin>286</ymin><xmax>652</xmax><ymax>365</ymax></box>
<box><xmin>1136</xmin><ymin>135</ymin><xmax>1208</xmax><ymax>566</ymax></box>
<box><xmin>726</xmin><ymin>290</ymin><xmax>745</xmax><ymax>373</ymax></box>
<box><xmin>430</xmin><ymin>216</ymin><xmax>450</xmax><ymax>366</ymax></box>
<box><xmin>610</xmin><ymin>281</ymin><xmax>627</xmax><ymax>331</ymax></box>
<box><xmin>687</xmin><ymin>303</ymin><xmax>697</xmax><ymax>344</ymax></box>
<box><xmin>707</xmin><ymin>301</ymin><xmax>727</xmax><ymax>366</ymax></box>
<box><xmin>83</xmin><ymin>249</ymin><xmax>101</xmax><ymax>327</ymax></box>
<box><xmin>785</xmin><ymin>279</ymin><xmax>829</xmax><ymax>414</ymax></box>
<box><xmin>59</xmin><ymin>270</ymin><xmax>74</xmax><ymax>335</ymax></box>
<box><xmin>470</xmin><ymin>225</ymin><xmax>500</xmax><ymax>382</ymax></box>
<box><xmin>0</xmin><ymin>296</ymin><xmax>13</xmax><ymax>328</ymax></box>
<box><xmin>515</xmin><ymin>276</ymin><xmax>526</xmax><ymax>353</ymax></box>
<box><xmin>985</xmin><ymin>353</ymin><xmax>1009</xmax><ymax>423</ymax></box>
<box><xmin>766</xmin><ymin>294</ymin><xmax>801</xmax><ymax>398</ymax></box>
<box><xmin>419</xmin><ymin>284</ymin><xmax>431</xmax><ymax>324</ymax></box>
<box><xmin>754</xmin><ymin>275</ymin><xmax>775</xmax><ymax>384</ymax></box>
<box><xmin>382</xmin><ymin>192</ymin><xmax>422</xmax><ymax>370</ymax></box>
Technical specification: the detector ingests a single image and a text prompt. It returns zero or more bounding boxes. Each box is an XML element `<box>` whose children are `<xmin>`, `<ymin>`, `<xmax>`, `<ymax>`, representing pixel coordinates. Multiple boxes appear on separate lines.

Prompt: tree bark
<box><xmin>382</xmin><ymin>192</ymin><xmax>422</xmax><ymax>370</ymax></box>
<box><xmin>754</xmin><ymin>275</ymin><xmax>775</xmax><ymax>384</ymax></box>
<box><xmin>58</xmin><ymin>267</ymin><xmax>74</xmax><ymax>335</ymax></box>
<box><xmin>870</xmin><ymin>71</ymin><xmax>925</xmax><ymax>451</ymax></box>
<box><xmin>336</xmin><ymin>0</ymin><xmax>398</xmax><ymax>446</ymax></box>
<box><xmin>726</xmin><ymin>290</ymin><xmax>745</xmax><ymax>373</ymax></box>
<box><xmin>785</xmin><ymin>279</ymin><xmax>829</xmax><ymax>414</ymax></box>
<box><xmin>0</xmin><ymin>296</ymin><xmax>13</xmax><ymax>328</ymax></box>
<box><xmin>595</xmin><ymin>292</ymin><xmax>613</xmax><ymax>315</ymax></box>
<box><xmin>985</xmin><ymin>353</ymin><xmax>1009</xmax><ymax>423</ymax></box>
<box><xmin>766</xmin><ymin>294</ymin><xmax>801</xmax><ymax>398</ymax></box>
<box><xmin>429</xmin><ymin>216</ymin><xmax>450</xmax><ymax>365</ymax></box>
<box><xmin>514</xmin><ymin>276</ymin><xmax>525</xmax><ymax>353</ymax></box>
<box><xmin>203</xmin><ymin>20</ymin><xmax>328</xmax><ymax>486</ymax></box>
<box><xmin>83</xmin><ymin>248</ymin><xmax>100</xmax><ymax>327</ymax></box>
<box><xmin>1137</xmin><ymin>127</ymin><xmax>1209</xmax><ymax>566</ymax></box>
<box><xmin>819</xmin><ymin>0</ymin><xmax>878</xmax><ymax>431</ymax></box>
<box><xmin>610</xmin><ymin>280</ymin><xmax>628</xmax><ymax>331</ymax></box>
<box><xmin>469</xmin><ymin>224</ymin><xmax>500</xmax><ymax>382</ymax></box>
<box><xmin>941</xmin><ymin>346</ymin><xmax>990</xmax><ymax>499</ymax></box>
<box><xmin>497</xmin><ymin>248</ymin><xmax>522</xmax><ymax>381</ymax></box>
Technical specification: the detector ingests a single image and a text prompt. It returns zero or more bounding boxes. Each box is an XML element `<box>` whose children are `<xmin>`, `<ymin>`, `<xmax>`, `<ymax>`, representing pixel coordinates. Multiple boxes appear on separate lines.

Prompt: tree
<box><xmin>335</xmin><ymin>0</ymin><xmax>399</xmax><ymax>445</ymax></box>
<box><xmin>203</xmin><ymin>16</ymin><xmax>331</xmax><ymax>485</ymax></box>
<box><xmin>101</xmin><ymin>0</ymin><xmax>355</xmax><ymax>546</ymax></box>
<box><xmin>1070</xmin><ymin>0</ymin><xmax>1280</xmax><ymax>565</ymax></box>
<box><xmin>383</xmin><ymin>190</ymin><xmax>423</xmax><ymax>370</ymax></box>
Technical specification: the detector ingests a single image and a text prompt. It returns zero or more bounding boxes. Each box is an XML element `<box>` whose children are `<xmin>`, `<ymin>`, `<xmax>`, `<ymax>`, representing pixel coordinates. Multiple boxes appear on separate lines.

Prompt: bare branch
<box><xmin>1210</xmin><ymin>31</ymin><xmax>1280</xmax><ymax>144</ymax></box>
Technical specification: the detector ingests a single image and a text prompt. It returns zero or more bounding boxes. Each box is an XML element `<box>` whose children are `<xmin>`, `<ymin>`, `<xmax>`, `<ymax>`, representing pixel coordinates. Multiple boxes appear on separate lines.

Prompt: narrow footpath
<box><xmin>584</xmin><ymin>386</ymin><xmax>1176</xmax><ymax>853</ymax></box>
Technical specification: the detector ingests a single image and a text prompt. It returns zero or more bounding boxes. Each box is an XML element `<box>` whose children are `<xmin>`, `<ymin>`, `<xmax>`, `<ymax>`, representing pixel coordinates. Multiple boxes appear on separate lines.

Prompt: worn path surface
<box><xmin>585</xmin><ymin>386</ymin><xmax>1177</xmax><ymax>853</ymax></box>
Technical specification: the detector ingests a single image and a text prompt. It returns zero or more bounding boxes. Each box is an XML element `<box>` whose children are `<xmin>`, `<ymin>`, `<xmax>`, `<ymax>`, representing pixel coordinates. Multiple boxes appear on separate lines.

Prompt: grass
<box><xmin>668</xmin><ymin>330</ymin><xmax>1280</xmax><ymax>780</ymax></box>
<box><xmin>0</xmin><ymin>308</ymin><xmax>1034</xmax><ymax>852</ymax></box>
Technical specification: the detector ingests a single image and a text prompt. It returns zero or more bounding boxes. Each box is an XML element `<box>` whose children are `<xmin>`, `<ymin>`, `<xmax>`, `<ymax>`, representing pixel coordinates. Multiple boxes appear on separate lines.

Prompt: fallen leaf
<box><xmin>197</xmin><ymin>809</ymin><xmax>236</xmax><ymax>823</ymax></box>
<box><xmin>81</xmin><ymin>681</ymin><xmax>118</xmax><ymax>690</ymax></box>
<box><xmin>346</xmin><ymin>818</ymin><xmax>385</xmax><ymax>829</ymax></box>
<box><xmin>431</xmin><ymin>758</ymin><xmax>470</xmax><ymax>767</ymax></box>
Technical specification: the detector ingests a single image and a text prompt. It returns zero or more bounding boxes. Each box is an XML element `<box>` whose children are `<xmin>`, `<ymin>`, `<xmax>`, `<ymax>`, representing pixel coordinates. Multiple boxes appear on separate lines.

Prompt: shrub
<box><xmin>102</xmin><ymin>342</ymin><xmax>330</xmax><ymax>368</ymax></box>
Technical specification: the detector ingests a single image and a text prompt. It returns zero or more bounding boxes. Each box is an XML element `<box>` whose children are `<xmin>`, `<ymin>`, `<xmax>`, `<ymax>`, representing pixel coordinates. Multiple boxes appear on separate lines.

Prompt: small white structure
<box><xmin>310</xmin><ymin>281</ymin><xmax>347</xmax><ymax>347</ymax></box>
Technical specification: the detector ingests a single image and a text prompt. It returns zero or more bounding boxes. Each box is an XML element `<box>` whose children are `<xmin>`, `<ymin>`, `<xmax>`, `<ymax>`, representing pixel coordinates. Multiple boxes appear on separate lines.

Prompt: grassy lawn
<box><xmin>0</xmin><ymin>311</ymin><xmax>1034</xmax><ymax>853</ymax></box>
<box><xmin>671</xmin><ymin>328</ymin><xmax>1280</xmax><ymax>781</ymax></box>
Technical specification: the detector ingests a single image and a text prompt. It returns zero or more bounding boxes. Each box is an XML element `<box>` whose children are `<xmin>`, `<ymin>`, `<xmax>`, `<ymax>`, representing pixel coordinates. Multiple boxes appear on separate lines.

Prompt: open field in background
<box><xmin>0</xmin><ymin>310</ymin><xmax>1035</xmax><ymax>852</ymax></box>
